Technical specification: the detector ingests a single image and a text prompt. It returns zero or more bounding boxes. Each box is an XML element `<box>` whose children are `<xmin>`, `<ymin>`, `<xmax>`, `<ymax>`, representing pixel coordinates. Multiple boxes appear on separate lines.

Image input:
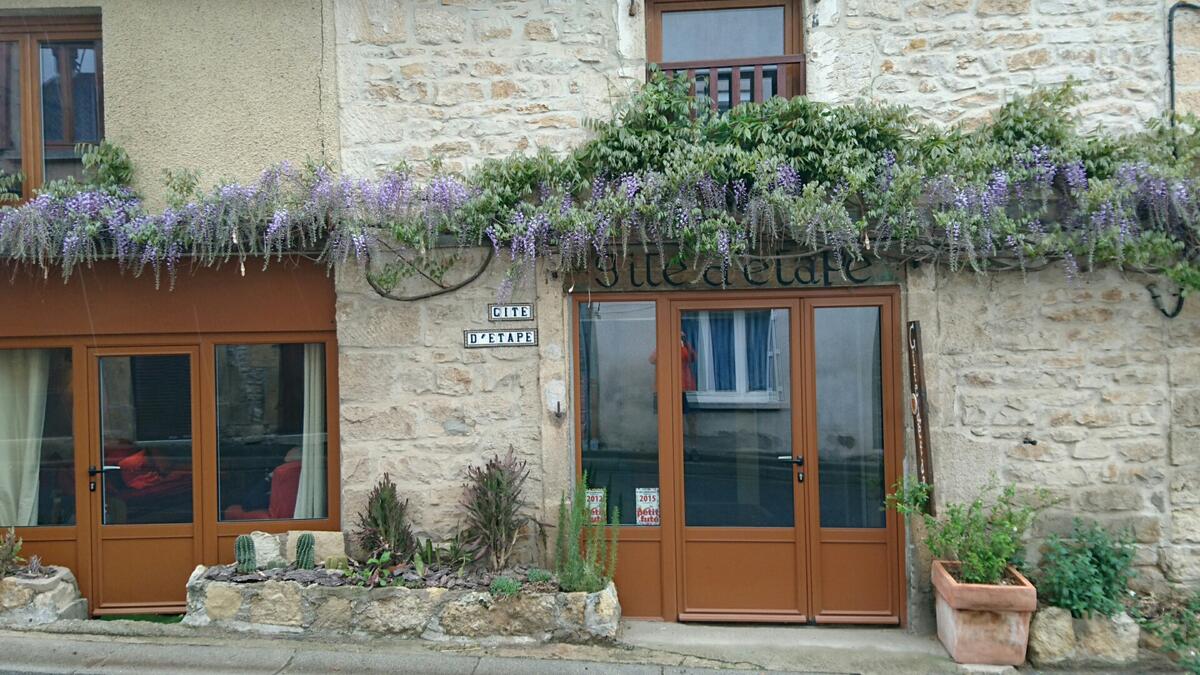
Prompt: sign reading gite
<box><xmin>463</xmin><ymin>329</ymin><xmax>538</xmax><ymax>348</ymax></box>
<box><xmin>488</xmin><ymin>303</ymin><xmax>534</xmax><ymax>321</ymax></box>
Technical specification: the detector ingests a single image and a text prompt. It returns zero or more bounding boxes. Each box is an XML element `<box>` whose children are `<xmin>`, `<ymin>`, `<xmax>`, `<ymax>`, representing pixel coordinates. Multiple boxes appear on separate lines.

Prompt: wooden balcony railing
<box><xmin>653</xmin><ymin>54</ymin><xmax>806</xmax><ymax>112</ymax></box>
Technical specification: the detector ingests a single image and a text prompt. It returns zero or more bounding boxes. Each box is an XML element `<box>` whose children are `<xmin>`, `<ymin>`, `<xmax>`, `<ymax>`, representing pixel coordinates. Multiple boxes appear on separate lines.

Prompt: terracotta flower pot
<box><xmin>931</xmin><ymin>560</ymin><xmax>1037</xmax><ymax>666</ymax></box>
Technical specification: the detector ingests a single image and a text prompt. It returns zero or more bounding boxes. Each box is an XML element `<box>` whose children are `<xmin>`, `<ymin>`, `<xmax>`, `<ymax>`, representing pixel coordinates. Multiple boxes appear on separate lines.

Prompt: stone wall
<box><xmin>1174</xmin><ymin>4</ymin><xmax>1200</xmax><ymax>116</ymax></box>
<box><xmin>335</xmin><ymin>251</ymin><xmax>571</xmax><ymax>543</ymax></box>
<box><xmin>904</xmin><ymin>265</ymin><xmax>1200</xmax><ymax>628</ymax></box>
<box><xmin>334</xmin><ymin>0</ymin><xmax>645</xmax><ymax>176</ymax></box>
<box><xmin>806</xmin><ymin>0</ymin><xmax>1167</xmax><ymax>129</ymax></box>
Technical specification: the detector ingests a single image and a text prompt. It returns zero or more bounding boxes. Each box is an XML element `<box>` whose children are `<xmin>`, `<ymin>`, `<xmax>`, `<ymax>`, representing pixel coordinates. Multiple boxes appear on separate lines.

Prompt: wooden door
<box><xmin>671</xmin><ymin>298</ymin><xmax>810</xmax><ymax>621</ymax></box>
<box><xmin>87</xmin><ymin>346</ymin><xmax>202</xmax><ymax>614</ymax></box>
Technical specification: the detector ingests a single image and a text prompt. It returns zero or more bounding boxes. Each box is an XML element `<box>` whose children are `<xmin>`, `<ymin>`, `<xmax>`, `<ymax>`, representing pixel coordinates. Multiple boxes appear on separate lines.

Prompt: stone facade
<box><xmin>328</xmin><ymin>0</ymin><xmax>1200</xmax><ymax>627</ymax></box>
<box><xmin>335</xmin><ymin>0</ymin><xmax>645</xmax><ymax>175</ymax></box>
<box><xmin>807</xmin><ymin>0</ymin><xmax>1168</xmax><ymax>129</ymax></box>
<box><xmin>335</xmin><ymin>251</ymin><xmax>571</xmax><ymax>542</ymax></box>
<box><xmin>184</xmin><ymin>566</ymin><xmax>621</xmax><ymax>643</ymax></box>
<box><xmin>904</xmin><ymin>265</ymin><xmax>1200</xmax><ymax>627</ymax></box>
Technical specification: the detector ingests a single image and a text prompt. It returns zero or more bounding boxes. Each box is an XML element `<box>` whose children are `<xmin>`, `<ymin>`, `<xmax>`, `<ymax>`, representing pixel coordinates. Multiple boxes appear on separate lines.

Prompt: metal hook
<box><xmin>1147</xmin><ymin>283</ymin><xmax>1185</xmax><ymax>319</ymax></box>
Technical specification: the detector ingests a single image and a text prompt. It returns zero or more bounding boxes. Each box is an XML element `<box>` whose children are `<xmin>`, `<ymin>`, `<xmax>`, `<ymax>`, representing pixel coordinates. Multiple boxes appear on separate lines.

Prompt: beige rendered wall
<box><xmin>2</xmin><ymin>0</ymin><xmax>338</xmax><ymax>205</ymax></box>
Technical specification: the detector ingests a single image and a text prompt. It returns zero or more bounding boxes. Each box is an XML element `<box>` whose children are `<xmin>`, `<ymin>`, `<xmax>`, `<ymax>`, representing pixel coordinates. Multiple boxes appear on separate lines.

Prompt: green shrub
<box><xmin>888</xmin><ymin>479</ymin><xmax>1047</xmax><ymax>585</ymax></box>
<box><xmin>489</xmin><ymin>576</ymin><xmax>521</xmax><ymax>598</ymax></box>
<box><xmin>461</xmin><ymin>448</ymin><xmax>535</xmax><ymax>572</ymax></box>
<box><xmin>1136</xmin><ymin>592</ymin><xmax>1200</xmax><ymax>673</ymax></box>
<box><xmin>0</xmin><ymin>527</ymin><xmax>23</xmax><ymax>577</ymax></box>
<box><xmin>355</xmin><ymin>474</ymin><xmax>416</xmax><ymax>562</ymax></box>
<box><xmin>526</xmin><ymin>568</ymin><xmax>553</xmax><ymax>584</ymax></box>
<box><xmin>555</xmin><ymin>474</ymin><xmax>619</xmax><ymax>593</ymax></box>
<box><xmin>1036</xmin><ymin>520</ymin><xmax>1135</xmax><ymax>618</ymax></box>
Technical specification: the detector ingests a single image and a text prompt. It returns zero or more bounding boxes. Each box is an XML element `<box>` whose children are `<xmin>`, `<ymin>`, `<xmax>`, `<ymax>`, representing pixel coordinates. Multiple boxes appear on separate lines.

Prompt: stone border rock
<box><xmin>1028</xmin><ymin>607</ymin><xmax>1142</xmax><ymax>668</ymax></box>
<box><xmin>183</xmin><ymin>565</ymin><xmax>620</xmax><ymax>644</ymax></box>
<box><xmin>0</xmin><ymin>567</ymin><xmax>88</xmax><ymax>626</ymax></box>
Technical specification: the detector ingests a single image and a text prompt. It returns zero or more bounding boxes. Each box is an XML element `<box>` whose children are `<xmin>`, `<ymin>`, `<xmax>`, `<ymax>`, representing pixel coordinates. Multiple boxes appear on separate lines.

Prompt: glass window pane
<box><xmin>662</xmin><ymin>7</ymin><xmax>785</xmax><ymax>62</ymax></box>
<box><xmin>580</xmin><ymin>302</ymin><xmax>658</xmax><ymax>526</ymax></box>
<box><xmin>0</xmin><ymin>42</ymin><xmax>21</xmax><ymax>198</ymax></box>
<box><xmin>815</xmin><ymin>307</ymin><xmax>886</xmax><ymax>529</ymax></box>
<box><xmin>217</xmin><ymin>344</ymin><xmax>327</xmax><ymax>521</ymax></box>
<box><xmin>684</xmin><ymin>308</ymin><xmax>793</xmax><ymax>527</ymax></box>
<box><xmin>0</xmin><ymin>349</ymin><xmax>74</xmax><ymax>527</ymax></box>
<box><xmin>100</xmin><ymin>354</ymin><xmax>193</xmax><ymax>525</ymax></box>
<box><xmin>40</xmin><ymin>41</ymin><xmax>102</xmax><ymax>185</ymax></box>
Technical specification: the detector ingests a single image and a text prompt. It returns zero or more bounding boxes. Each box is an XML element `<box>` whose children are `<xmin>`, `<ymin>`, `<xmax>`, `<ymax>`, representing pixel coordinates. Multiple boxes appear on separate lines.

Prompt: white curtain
<box><xmin>0</xmin><ymin>349</ymin><xmax>50</xmax><ymax>527</ymax></box>
<box><xmin>293</xmin><ymin>344</ymin><xmax>326</xmax><ymax>519</ymax></box>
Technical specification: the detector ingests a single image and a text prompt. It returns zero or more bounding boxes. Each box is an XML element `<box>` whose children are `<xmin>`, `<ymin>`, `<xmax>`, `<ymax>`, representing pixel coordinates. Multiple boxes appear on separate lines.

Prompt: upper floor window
<box><xmin>647</xmin><ymin>0</ymin><xmax>805</xmax><ymax>110</ymax></box>
<box><xmin>0</xmin><ymin>15</ymin><xmax>103</xmax><ymax>200</ymax></box>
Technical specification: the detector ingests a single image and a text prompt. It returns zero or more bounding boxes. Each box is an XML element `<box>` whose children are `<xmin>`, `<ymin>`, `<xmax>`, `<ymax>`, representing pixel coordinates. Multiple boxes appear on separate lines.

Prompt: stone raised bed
<box><xmin>0</xmin><ymin>567</ymin><xmax>87</xmax><ymax>626</ymax></box>
<box><xmin>1028</xmin><ymin>607</ymin><xmax>1142</xmax><ymax>668</ymax></box>
<box><xmin>183</xmin><ymin>565</ymin><xmax>620</xmax><ymax>644</ymax></box>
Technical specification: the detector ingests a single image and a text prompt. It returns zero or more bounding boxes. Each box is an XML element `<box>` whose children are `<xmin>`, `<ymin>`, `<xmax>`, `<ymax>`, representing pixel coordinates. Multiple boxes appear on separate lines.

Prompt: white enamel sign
<box><xmin>463</xmin><ymin>329</ymin><xmax>538</xmax><ymax>348</ymax></box>
<box><xmin>635</xmin><ymin>487</ymin><xmax>660</xmax><ymax>526</ymax></box>
<box><xmin>488</xmin><ymin>303</ymin><xmax>534</xmax><ymax>321</ymax></box>
<box><xmin>586</xmin><ymin>488</ymin><xmax>606</xmax><ymax>524</ymax></box>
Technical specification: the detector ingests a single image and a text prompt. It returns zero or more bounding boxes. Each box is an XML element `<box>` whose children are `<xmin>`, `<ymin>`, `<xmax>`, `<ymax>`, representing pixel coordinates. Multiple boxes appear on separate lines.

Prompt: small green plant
<box><xmin>1036</xmin><ymin>519</ymin><xmax>1135</xmax><ymax>619</ymax></box>
<box><xmin>324</xmin><ymin>555</ymin><xmax>350</xmax><ymax>572</ymax></box>
<box><xmin>888</xmin><ymin>479</ymin><xmax>1048</xmax><ymax>585</ymax></box>
<box><xmin>78</xmin><ymin>140</ymin><xmax>134</xmax><ymax>191</ymax></box>
<box><xmin>355</xmin><ymin>474</ymin><xmax>416</xmax><ymax>562</ymax></box>
<box><xmin>266</xmin><ymin>558</ymin><xmax>287</xmax><ymax>570</ymax></box>
<box><xmin>489</xmin><ymin>576</ymin><xmax>521</xmax><ymax>598</ymax></box>
<box><xmin>295</xmin><ymin>533</ymin><xmax>316</xmax><ymax>570</ymax></box>
<box><xmin>351</xmin><ymin>549</ymin><xmax>399</xmax><ymax>588</ymax></box>
<box><xmin>1136</xmin><ymin>591</ymin><xmax>1200</xmax><ymax>673</ymax></box>
<box><xmin>234</xmin><ymin>534</ymin><xmax>256</xmax><ymax>574</ymax></box>
<box><xmin>555</xmin><ymin>473</ymin><xmax>619</xmax><ymax>593</ymax></box>
<box><xmin>461</xmin><ymin>448</ymin><xmax>536</xmax><ymax>572</ymax></box>
<box><xmin>526</xmin><ymin>568</ymin><xmax>553</xmax><ymax>584</ymax></box>
<box><xmin>0</xmin><ymin>527</ymin><xmax>24</xmax><ymax>577</ymax></box>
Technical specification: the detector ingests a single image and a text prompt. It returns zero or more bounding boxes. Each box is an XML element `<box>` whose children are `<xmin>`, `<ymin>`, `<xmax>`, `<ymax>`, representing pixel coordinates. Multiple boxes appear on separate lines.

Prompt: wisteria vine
<box><xmin>0</xmin><ymin>78</ymin><xmax>1198</xmax><ymax>297</ymax></box>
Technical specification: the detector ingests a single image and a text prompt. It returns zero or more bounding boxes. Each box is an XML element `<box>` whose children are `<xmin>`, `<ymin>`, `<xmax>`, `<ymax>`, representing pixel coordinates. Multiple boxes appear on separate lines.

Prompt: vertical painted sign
<box><xmin>907</xmin><ymin>320</ymin><xmax>935</xmax><ymax>514</ymax></box>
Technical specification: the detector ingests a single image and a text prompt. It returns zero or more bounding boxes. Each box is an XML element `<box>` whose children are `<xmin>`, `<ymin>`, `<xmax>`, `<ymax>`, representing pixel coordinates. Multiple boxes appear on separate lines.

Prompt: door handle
<box><xmin>775</xmin><ymin>455</ymin><xmax>804</xmax><ymax>466</ymax></box>
<box><xmin>87</xmin><ymin>465</ymin><xmax>120</xmax><ymax>476</ymax></box>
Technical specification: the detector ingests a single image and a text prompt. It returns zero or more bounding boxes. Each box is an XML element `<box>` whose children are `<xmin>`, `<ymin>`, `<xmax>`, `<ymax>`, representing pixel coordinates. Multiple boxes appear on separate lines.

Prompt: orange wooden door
<box><xmin>87</xmin><ymin>346</ymin><xmax>203</xmax><ymax>614</ymax></box>
<box><xmin>670</xmin><ymin>298</ymin><xmax>811</xmax><ymax>621</ymax></box>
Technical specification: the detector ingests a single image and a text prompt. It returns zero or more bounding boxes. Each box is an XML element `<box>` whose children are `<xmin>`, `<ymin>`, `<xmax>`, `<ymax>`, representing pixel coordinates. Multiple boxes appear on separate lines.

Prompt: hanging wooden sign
<box><xmin>907</xmin><ymin>321</ymin><xmax>935</xmax><ymax>515</ymax></box>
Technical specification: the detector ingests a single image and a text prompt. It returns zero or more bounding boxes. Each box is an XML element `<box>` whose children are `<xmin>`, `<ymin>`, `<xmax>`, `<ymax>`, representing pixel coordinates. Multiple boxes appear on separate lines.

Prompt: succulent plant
<box><xmin>324</xmin><ymin>555</ymin><xmax>350</xmax><ymax>572</ymax></box>
<box><xmin>266</xmin><ymin>558</ymin><xmax>287</xmax><ymax>570</ymax></box>
<box><xmin>234</xmin><ymin>534</ymin><xmax>256</xmax><ymax>574</ymax></box>
<box><xmin>296</xmin><ymin>533</ymin><xmax>316</xmax><ymax>570</ymax></box>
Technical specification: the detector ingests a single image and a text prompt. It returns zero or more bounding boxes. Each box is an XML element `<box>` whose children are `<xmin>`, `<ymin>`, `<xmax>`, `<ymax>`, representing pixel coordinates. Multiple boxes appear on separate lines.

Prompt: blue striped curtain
<box><xmin>746</xmin><ymin>311</ymin><xmax>771</xmax><ymax>391</ymax></box>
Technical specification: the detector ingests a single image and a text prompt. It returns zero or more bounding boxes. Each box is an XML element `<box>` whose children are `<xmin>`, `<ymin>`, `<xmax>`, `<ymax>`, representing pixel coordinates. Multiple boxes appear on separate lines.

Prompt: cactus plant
<box><xmin>296</xmin><ymin>533</ymin><xmax>316</xmax><ymax>570</ymax></box>
<box><xmin>266</xmin><ymin>558</ymin><xmax>287</xmax><ymax>570</ymax></box>
<box><xmin>324</xmin><ymin>555</ymin><xmax>350</xmax><ymax>572</ymax></box>
<box><xmin>234</xmin><ymin>534</ymin><xmax>256</xmax><ymax>574</ymax></box>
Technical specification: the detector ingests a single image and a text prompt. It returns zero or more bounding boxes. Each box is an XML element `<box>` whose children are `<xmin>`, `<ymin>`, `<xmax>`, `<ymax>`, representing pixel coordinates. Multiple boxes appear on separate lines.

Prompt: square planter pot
<box><xmin>931</xmin><ymin>560</ymin><xmax>1037</xmax><ymax>666</ymax></box>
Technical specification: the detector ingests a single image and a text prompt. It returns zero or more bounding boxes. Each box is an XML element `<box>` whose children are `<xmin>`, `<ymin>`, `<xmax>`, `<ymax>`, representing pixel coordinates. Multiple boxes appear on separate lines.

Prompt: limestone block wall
<box><xmin>334</xmin><ymin>253</ymin><xmax>571</xmax><ymax>545</ymax></box>
<box><xmin>806</xmin><ymin>0</ymin><xmax>1168</xmax><ymax>129</ymax></box>
<box><xmin>1174</xmin><ymin>4</ymin><xmax>1200</xmax><ymax>116</ymax></box>
<box><xmin>334</xmin><ymin>0</ymin><xmax>646</xmax><ymax>176</ymax></box>
<box><xmin>904</xmin><ymin>265</ymin><xmax>1200</xmax><ymax>626</ymax></box>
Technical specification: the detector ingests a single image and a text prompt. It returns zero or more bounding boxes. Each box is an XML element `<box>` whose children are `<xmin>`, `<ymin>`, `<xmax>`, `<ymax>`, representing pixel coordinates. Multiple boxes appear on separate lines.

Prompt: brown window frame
<box><xmin>645</xmin><ymin>0</ymin><xmax>806</xmax><ymax>99</ymax></box>
<box><xmin>0</xmin><ymin>15</ymin><xmax>104</xmax><ymax>200</ymax></box>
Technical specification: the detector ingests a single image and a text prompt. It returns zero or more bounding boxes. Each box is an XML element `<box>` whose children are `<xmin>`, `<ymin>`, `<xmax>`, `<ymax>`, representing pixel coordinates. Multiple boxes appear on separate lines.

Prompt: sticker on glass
<box><xmin>635</xmin><ymin>487</ymin><xmax>660</xmax><ymax>526</ymax></box>
<box><xmin>585</xmin><ymin>488</ymin><xmax>606</xmax><ymax>524</ymax></box>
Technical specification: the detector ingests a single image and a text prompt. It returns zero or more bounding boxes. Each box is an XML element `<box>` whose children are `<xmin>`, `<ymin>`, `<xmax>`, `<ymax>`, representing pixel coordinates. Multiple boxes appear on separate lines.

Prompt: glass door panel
<box><xmin>682</xmin><ymin>308</ymin><xmax>793</xmax><ymax>527</ymax></box>
<box><xmin>98</xmin><ymin>354</ymin><xmax>193</xmax><ymax>525</ymax></box>
<box><xmin>813</xmin><ymin>307</ymin><xmax>885</xmax><ymax>529</ymax></box>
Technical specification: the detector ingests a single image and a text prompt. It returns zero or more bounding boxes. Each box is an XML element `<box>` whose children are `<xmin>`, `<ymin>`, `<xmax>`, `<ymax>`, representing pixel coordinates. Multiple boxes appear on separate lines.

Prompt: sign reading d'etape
<box><xmin>488</xmin><ymin>303</ymin><xmax>534</xmax><ymax>321</ymax></box>
<box><xmin>463</xmin><ymin>328</ymin><xmax>538</xmax><ymax>348</ymax></box>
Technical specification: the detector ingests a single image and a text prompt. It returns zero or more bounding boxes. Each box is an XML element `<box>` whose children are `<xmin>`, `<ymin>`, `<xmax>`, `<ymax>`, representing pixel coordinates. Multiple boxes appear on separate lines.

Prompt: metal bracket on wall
<box><xmin>1147</xmin><ymin>283</ymin><xmax>1186</xmax><ymax>318</ymax></box>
